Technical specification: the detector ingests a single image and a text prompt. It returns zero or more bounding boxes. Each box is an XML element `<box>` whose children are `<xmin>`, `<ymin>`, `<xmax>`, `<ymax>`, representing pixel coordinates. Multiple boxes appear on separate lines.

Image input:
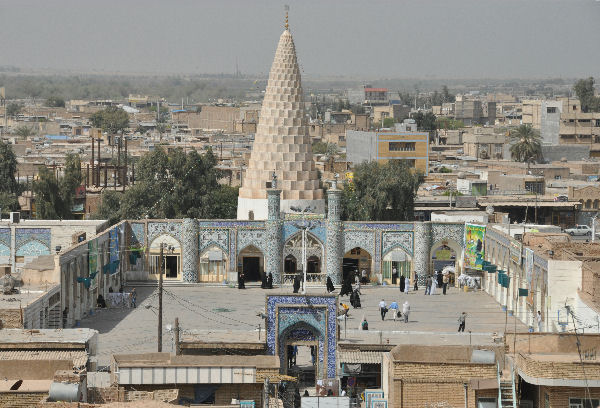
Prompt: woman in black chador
<box><xmin>399</xmin><ymin>275</ymin><xmax>406</xmax><ymax>292</ymax></box>
<box><xmin>340</xmin><ymin>275</ymin><xmax>353</xmax><ymax>297</ymax></box>
<box><xmin>238</xmin><ymin>272</ymin><xmax>246</xmax><ymax>289</ymax></box>
<box><xmin>293</xmin><ymin>274</ymin><xmax>301</xmax><ymax>293</ymax></box>
<box><xmin>267</xmin><ymin>273</ymin><xmax>273</xmax><ymax>289</ymax></box>
<box><xmin>326</xmin><ymin>276</ymin><xmax>335</xmax><ymax>293</ymax></box>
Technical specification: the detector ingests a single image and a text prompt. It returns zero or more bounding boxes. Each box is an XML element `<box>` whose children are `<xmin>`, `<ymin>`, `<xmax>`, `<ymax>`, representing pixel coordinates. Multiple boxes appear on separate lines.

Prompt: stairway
<box><xmin>497</xmin><ymin>363</ymin><xmax>517</xmax><ymax>408</ymax></box>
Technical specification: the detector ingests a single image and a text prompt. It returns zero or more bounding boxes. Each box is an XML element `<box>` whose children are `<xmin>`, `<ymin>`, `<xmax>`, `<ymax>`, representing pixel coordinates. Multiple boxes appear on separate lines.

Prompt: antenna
<box><xmin>284</xmin><ymin>5</ymin><xmax>289</xmax><ymax>30</ymax></box>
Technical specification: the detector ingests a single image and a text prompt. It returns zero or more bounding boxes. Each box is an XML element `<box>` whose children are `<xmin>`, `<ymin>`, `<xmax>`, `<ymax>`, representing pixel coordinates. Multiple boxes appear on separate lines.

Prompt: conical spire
<box><xmin>238</xmin><ymin>28</ymin><xmax>324</xmax><ymax>219</ymax></box>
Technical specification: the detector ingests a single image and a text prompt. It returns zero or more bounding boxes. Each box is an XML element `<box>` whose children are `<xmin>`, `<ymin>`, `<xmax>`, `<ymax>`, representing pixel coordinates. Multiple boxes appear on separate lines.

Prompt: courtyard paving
<box><xmin>80</xmin><ymin>283</ymin><xmax>527</xmax><ymax>366</ymax></box>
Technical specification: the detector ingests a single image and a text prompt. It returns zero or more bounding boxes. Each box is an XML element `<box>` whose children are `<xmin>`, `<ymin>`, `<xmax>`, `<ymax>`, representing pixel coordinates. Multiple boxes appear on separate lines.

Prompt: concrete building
<box><xmin>237</xmin><ymin>27</ymin><xmax>324</xmax><ymax>219</ymax></box>
<box><xmin>462</xmin><ymin>127</ymin><xmax>507</xmax><ymax>159</ymax></box>
<box><xmin>363</xmin><ymin>86</ymin><xmax>388</xmax><ymax>106</ymax></box>
<box><xmin>522</xmin><ymin>99</ymin><xmax>563</xmax><ymax>145</ymax></box>
<box><xmin>454</xmin><ymin>96</ymin><xmax>483</xmax><ymax>126</ymax></box>
<box><xmin>346</xmin><ymin>130</ymin><xmax>429</xmax><ymax>173</ymax></box>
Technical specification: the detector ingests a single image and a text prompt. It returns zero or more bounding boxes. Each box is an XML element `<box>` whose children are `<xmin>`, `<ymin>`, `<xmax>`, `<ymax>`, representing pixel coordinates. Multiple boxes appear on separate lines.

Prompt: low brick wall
<box><xmin>517</xmin><ymin>353</ymin><xmax>600</xmax><ymax>381</ymax></box>
<box><xmin>0</xmin><ymin>392</ymin><xmax>46</xmax><ymax>408</ymax></box>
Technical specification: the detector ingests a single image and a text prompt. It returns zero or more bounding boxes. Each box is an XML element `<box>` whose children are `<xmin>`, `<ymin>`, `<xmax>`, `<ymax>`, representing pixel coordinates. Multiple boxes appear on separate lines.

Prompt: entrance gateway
<box><xmin>265</xmin><ymin>294</ymin><xmax>338</xmax><ymax>384</ymax></box>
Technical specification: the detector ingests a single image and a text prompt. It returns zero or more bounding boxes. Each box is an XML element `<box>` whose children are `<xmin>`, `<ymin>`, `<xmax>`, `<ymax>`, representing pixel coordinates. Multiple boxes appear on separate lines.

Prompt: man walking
<box><xmin>413</xmin><ymin>273</ymin><xmax>419</xmax><ymax>291</ymax></box>
<box><xmin>458</xmin><ymin>312</ymin><xmax>467</xmax><ymax>332</ymax></box>
<box><xmin>389</xmin><ymin>300</ymin><xmax>399</xmax><ymax>321</ymax></box>
<box><xmin>424</xmin><ymin>275</ymin><xmax>432</xmax><ymax>295</ymax></box>
<box><xmin>442</xmin><ymin>273</ymin><xmax>449</xmax><ymax>295</ymax></box>
<box><xmin>402</xmin><ymin>300</ymin><xmax>410</xmax><ymax>323</ymax></box>
<box><xmin>379</xmin><ymin>299</ymin><xmax>387</xmax><ymax>321</ymax></box>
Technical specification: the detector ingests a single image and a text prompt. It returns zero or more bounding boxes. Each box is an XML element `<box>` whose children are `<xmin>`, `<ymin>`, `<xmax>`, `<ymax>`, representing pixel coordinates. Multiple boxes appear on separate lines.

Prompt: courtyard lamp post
<box><xmin>290</xmin><ymin>206</ymin><xmax>316</xmax><ymax>294</ymax></box>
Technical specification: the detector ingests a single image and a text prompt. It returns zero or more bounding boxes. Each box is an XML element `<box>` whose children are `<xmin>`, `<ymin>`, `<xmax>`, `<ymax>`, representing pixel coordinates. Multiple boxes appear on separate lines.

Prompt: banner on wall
<box><xmin>464</xmin><ymin>223</ymin><xmax>486</xmax><ymax>270</ymax></box>
<box><xmin>525</xmin><ymin>248</ymin><xmax>535</xmax><ymax>307</ymax></box>
<box><xmin>510</xmin><ymin>240</ymin><xmax>522</xmax><ymax>265</ymax></box>
<box><xmin>88</xmin><ymin>240</ymin><xmax>98</xmax><ymax>290</ymax></box>
<box><xmin>109</xmin><ymin>227</ymin><xmax>119</xmax><ymax>263</ymax></box>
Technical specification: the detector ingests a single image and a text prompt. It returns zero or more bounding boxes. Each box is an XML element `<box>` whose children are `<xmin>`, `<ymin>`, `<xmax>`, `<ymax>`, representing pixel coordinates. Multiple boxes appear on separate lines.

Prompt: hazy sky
<box><xmin>0</xmin><ymin>0</ymin><xmax>599</xmax><ymax>79</ymax></box>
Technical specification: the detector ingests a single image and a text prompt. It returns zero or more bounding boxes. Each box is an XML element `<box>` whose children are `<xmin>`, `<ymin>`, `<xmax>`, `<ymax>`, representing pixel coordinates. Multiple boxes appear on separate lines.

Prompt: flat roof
<box><xmin>114</xmin><ymin>353</ymin><xmax>279</xmax><ymax>369</ymax></box>
<box><xmin>0</xmin><ymin>285</ymin><xmax>59</xmax><ymax>309</ymax></box>
<box><xmin>0</xmin><ymin>350</ymin><xmax>88</xmax><ymax>369</ymax></box>
<box><xmin>0</xmin><ymin>328</ymin><xmax>97</xmax><ymax>347</ymax></box>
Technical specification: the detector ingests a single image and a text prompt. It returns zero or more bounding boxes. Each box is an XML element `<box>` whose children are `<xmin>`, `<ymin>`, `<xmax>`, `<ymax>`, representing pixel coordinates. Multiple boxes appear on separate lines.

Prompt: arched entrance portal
<box><xmin>283</xmin><ymin>232</ymin><xmax>324</xmax><ymax>285</ymax></box>
<box><xmin>280</xmin><ymin>323</ymin><xmax>320</xmax><ymax>387</ymax></box>
<box><xmin>382</xmin><ymin>248</ymin><xmax>412</xmax><ymax>285</ymax></box>
<box><xmin>429</xmin><ymin>240</ymin><xmax>462</xmax><ymax>285</ymax></box>
<box><xmin>149</xmin><ymin>234</ymin><xmax>181</xmax><ymax>280</ymax></box>
<box><xmin>343</xmin><ymin>247</ymin><xmax>373</xmax><ymax>283</ymax></box>
<box><xmin>238</xmin><ymin>245</ymin><xmax>264</xmax><ymax>282</ymax></box>
<box><xmin>199</xmin><ymin>245</ymin><xmax>228</xmax><ymax>283</ymax></box>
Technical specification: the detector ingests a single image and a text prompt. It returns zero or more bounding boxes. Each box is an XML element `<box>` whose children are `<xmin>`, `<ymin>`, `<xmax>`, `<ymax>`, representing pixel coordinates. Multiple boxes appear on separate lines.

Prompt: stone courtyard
<box><xmin>81</xmin><ymin>284</ymin><xmax>527</xmax><ymax>367</ymax></box>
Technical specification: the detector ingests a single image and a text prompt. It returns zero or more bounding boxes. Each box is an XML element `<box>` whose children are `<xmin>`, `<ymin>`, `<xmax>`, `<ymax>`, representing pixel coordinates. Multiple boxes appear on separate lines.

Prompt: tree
<box><xmin>0</xmin><ymin>140</ymin><xmax>18</xmax><ymax>195</ymax></box>
<box><xmin>94</xmin><ymin>190</ymin><xmax>122</xmax><ymax>225</ymax></box>
<box><xmin>90</xmin><ymin>106</ymin><xmax>130</xmax><ymax>134</ymax></box>
<box><xmin>509</xmin><ymin>124</ymin><xmax>543</xmax><ymax>164</ymax></box>
<box><xmin>342</xmin><ymin>160</ymin><xmax>423</xmax><ymax>221</ymax></box>
<box><xmin>6</xmin><ymin>103</ymin><xmax>22</xmax><ymax>118</ymax></box>
<box><xmin>97</xmin><ymin>147</ymin><xmax>236</xmax><ymax>222</ymax></box>
<box><xmin>412</xmin><ymin>111</ymin><xmax>437</xmax><ymax>141</ymax></box>
<box><xmin>574</xmin><ymin>77</ymin><xmax>600</xmax><ymax>113</ymax></box>
<box><xmin>13</xmin><ymin>125</ymin><xmax>36</xmax><ymax>138</ymax></box>
<box><xmin>33</xmin><ymin>154</ymin><xmax>82</xmax><ymax>219</ymax></box>
<box><xmin>441</xmin><ymin>85</ymin><xmax>455</xmax><ymax>103</ymax></box>
<box><xmin>382</xmin><ymin>117</ymin><xmax>395</xmax><ymax>128</ymax></box>
<box><xmin>33</xmin><ymin>166</ymin><xmax>64</xmax><ymax>219</ymax></box>
<box><xmin>46</xmin><ymin>96</ymin><xmax>65</xmax><ymax>108</ymax></box>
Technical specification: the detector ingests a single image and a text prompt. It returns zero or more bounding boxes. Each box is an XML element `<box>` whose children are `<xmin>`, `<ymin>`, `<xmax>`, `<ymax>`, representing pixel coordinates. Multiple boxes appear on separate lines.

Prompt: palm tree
<box><xmin>509</xmin><ymin>124</ymin><xmax>543</xmax><ymax>164</ymax></box>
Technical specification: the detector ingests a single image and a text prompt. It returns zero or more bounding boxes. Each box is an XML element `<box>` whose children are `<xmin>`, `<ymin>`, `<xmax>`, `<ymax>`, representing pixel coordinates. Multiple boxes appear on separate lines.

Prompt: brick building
<box><xmin>383</xmin><ymin>344</ymin><xmax>499</xmax><ymax>407</ymax></box>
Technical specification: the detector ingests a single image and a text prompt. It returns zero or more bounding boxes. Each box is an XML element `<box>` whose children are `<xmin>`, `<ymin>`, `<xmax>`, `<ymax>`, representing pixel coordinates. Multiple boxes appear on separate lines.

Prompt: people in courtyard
<box><xmin>354</xmin><ymin>273</ymin><xmax>361</xmax><ymax>294</ymax></box>
<box><xmin>97</xmin><ymin>294</ymin><xmax>106</xmax><ymax>308</ymax></box>
<box><xmin>326</xmin><ymin>276</ymin><xmax>335</xmax><ymax>293</ymax></box>
<box><xmin>340</xmin><ymin>275</ymin><xmax>353</xmax><ymax>297</ymax></box>
<box><xmin>361</xmin><ymin>317</ymin><xmax>369</xmax><ymax>330</ymax></box>
<box><xmin>405</xmin><ymin>276</ymin><xmax>410</xmax><ymax>294</ymax></box>
<box><xmin>537</xmin><ymin>311</ymin><xmax>543</xmax><ymax>332</ymax></box>
<box><xmin>430</xmin><ymin>272</ymin><xmax>438</xmax><ymax>295</ymax></box>
<box><xmin>425</xmin><ymin>275</ymin><xmax>432</xmax><ymax>295</ymax></box>
<box><xmin>379</xmin><ymin>298</ymin><xmax>387</xmax><ymax>321</ymax></box>
<box><xmin>267</xmin><ymin>272</ymin><xmax>273</xmax><ymax>289</ymax></box>
<box><xmin>238</xmin><ymin>272</ymin><xmax>246</xmax><ymax>289</ymax></box>
<box><xmin>413</xmin><ymin>273</ymin><xmax>419</xmax><ymax>291</ymax></box>
<box><xmin>294</xmin><ymin>388</ymin><xmax>301</xmax><ymax>408</ymax></box>
<box><xmin>130</xmin><ymin>288</ymin><xmax>137</xmax><ymax>308</ymax></box>
<box><xmin>389</xmin><ymin>300</ymin><xmax>399</xmax><ymax>321</ymax></box>
<box><xmin>361</xmin><ymin>269</ymin><xmax>368</xmax><ymax>284</ymax></box>
<box><xmin>458</xmin><ymin>311</ymin><xmax>467</xmax><ymax>332</ymax></box>
<box><xmin>340</xmin><ymin>302</ymin><xmax>350</xmax><ymax>317</ymax></box>
<box><xmin>261</xmin><ymin>273</ymin><xmax>267</xmax><ymax>289</ymax></box>
<box><xmin>293</xmin><ymin>274</ymin><xmax>301</xmax><ymax>293</ymax></box>
<box><xmin>437</xmin><ymin>270</ymin><xmax>444</xmax><ymax>289</ymax></box>
<box><xmin>392</xmin><ymin>267</ymin><xmax>398</xmax><ymax>284</ymax></box>
<box><xmin>399</xmin><ymin>275</ymin><xmax>405</xmax><ymax>292</ymax></box>
<box><xmin>350</xmin><ymin>288</ymin><xmax>362</xmax><ymax>308</ymax></box>
<box><xmin>402</xmin><ymin>300</ymin><xmax>410</xmax><ymax>323</ymax></box>
<box><xmin>443</xmin><ymin>272</ymin><xmax>449</xmax><ymax>295</ymax></box>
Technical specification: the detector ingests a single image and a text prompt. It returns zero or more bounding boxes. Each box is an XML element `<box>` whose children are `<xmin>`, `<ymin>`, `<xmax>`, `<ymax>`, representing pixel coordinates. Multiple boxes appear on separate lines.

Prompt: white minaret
<box><xmin>237</xmin><ymin>14</ymin><xmax>324</xmax><ymax>220</ymax></box>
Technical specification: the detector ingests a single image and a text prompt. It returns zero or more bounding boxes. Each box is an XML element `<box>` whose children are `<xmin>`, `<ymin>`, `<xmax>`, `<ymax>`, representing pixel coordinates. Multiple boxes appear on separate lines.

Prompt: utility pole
<box><xmin>174</xmin><ymin>317</ymin><xmax>180</xmax><ymax>355</ymax></box>
<box><xmin>158</xmin><ymin>243</ymin><xmax>164</xmax><ymax>352</ymax></box>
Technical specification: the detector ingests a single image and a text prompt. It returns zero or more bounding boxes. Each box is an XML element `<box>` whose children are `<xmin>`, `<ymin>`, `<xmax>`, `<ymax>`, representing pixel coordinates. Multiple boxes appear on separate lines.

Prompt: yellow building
<box><xmin>375</xmin><ymin>132</ymin><xmax>429</xmax><ymax>173</ymax></box>
<box><xmin>346</xmin><ymin>130</ymin><xmax>429</xmax><ymax>173</ymax></box>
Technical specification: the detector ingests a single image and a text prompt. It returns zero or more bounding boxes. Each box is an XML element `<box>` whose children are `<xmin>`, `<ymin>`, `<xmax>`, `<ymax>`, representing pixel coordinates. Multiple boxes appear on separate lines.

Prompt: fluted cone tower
<box><xmin>237</xmin><ymin>27</ymin><xmax>324</xmax><ymax>220</ymax></box>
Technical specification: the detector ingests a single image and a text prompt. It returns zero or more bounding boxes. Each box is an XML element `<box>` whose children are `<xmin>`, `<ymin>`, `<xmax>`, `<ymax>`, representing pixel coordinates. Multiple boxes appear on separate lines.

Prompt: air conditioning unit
<box><xmin>9</xmin><ymin>212</ymin><xmax>20</xmax><ymax>224</ymax></box>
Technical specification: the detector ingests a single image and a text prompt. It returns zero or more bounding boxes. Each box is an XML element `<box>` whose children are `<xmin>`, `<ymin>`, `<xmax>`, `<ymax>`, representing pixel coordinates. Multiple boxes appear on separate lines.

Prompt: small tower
<box><xmin>237</xmin><ymin>12</ymin><xmax>324</xmax><ymax>219</ymax></box>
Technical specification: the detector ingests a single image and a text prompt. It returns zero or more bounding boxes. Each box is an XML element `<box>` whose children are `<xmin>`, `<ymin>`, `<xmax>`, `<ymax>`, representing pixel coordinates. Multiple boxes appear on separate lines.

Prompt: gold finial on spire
<box><xmin>284</xmin><ymin>5</ymin><xmax>289</xmax><ymax>30</ymax></box>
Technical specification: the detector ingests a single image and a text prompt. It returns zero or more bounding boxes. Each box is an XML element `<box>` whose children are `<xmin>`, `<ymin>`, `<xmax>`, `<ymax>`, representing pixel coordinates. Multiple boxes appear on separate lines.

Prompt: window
<box><xmin>554</xmin><ymin>175</ymin><xmax>561</xmax><ymax>180</ymax></box>
<box><xmin>547</xmin><ymin>107</ymin><xmax>557</xmax><ymax>114</ymax></box>
<box><xmin>573</xmin><ymin>105</ymin><xmax>578</xmax><ymax>111</ymax></box>
<box><xmin>477</xmin><ymin>398</ymin><xmax>496</xmax><ymax>408</ymax></box>
<box><xmin>569</xmin><ymin>397</ymin><xmax>600</xmax><ymax>408</ymax></box>
<box><xmin>389</xmin><ymin>142</ymin><xmax>415</xmax><ymax>152</ymax></box>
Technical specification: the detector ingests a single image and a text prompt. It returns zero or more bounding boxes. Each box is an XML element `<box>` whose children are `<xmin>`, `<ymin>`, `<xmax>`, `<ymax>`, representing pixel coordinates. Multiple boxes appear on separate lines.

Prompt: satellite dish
<box><xmin>486</xmin><ymin>206</ymin><xmax>495</xmax><ymax>215</ymax></box>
